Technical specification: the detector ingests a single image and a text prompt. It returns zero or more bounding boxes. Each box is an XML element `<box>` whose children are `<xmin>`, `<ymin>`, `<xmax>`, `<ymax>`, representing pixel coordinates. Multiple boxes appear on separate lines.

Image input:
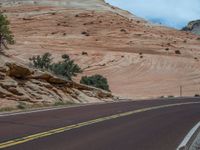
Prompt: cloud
<box><xmin>106</xmin><ymin>0</ymin><xmax>200</xmax><ymax>29</ymax></box>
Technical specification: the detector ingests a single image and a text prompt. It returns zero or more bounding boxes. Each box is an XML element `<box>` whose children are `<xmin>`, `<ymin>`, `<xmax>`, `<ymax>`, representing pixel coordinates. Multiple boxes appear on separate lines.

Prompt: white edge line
<box><xmin>0</xmin><ymin>102</ymin><xmax>105</xmax><ymax>118</ymax></box>
<box><xmin>0</xmin><ymin>98</ymin><xmax>199</xmax><ymax>118</ymax></box>
<box><xmin>0</xmin><ymin>100</ymin><xmax>131</xmax><ymax>118</ymax></box>
<box><xmin>177</xmin><ymin>121</ymin><xmax>200</xmax><ymax>150</ymax></box>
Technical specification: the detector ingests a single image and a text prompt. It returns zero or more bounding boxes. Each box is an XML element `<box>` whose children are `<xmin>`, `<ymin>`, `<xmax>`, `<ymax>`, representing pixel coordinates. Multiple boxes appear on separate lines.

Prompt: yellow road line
<box><xmin>0</xmin><ymin>101</ymin><xmax>200</xmax><ymax>149</ymax></box>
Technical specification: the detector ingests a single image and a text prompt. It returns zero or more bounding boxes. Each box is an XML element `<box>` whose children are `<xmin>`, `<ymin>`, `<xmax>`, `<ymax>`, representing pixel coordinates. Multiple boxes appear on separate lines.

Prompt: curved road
<box><xmin>0</xmin><ymin>98</ymin><xmax>200</xmax><ymax>150</ymax></box>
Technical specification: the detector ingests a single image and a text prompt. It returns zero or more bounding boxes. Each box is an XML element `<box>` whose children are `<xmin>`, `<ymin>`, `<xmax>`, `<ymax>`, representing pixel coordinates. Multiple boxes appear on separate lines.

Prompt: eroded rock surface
<box><xmin>0</xmin><ymin>62</ymin><xmax>114</xmax><ymax>110</ymax></box>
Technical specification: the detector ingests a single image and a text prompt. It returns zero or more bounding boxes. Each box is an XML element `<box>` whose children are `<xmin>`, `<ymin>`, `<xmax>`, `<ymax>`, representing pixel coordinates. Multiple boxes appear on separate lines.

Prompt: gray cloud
<box><xmin>106</xmin><ymin>0</ymin><xmax>200</xmax><ymax>28</ymax></box>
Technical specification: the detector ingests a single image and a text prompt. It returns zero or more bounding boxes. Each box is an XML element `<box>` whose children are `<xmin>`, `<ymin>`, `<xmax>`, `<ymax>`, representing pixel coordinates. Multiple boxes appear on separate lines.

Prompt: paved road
<box><xmin>0</xmin><ymin>98</ymin><xmax>200</xmax><ymax>150</ymax></box>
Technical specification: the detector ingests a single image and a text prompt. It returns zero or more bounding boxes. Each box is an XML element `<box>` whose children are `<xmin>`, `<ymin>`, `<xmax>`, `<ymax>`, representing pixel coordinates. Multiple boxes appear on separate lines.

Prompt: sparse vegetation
<box><xmin>0</xmin><ymin>13</ymin><xmax>14</xmax><ymax>51</ymax></box>
<box><xmin>136</xmin><ymin>20</ymin><xmax>140</xmax><ymax>23</ymax></box>
<box><xmin>54</xmin><ymin>101</ymin><xmax>65</xmax><ymax>106</ymax></box>
<box><xmin>80</xmin><ymin>74</ymin><xmax>110</xmax><ymax>91</ymax></box>
<box><xmin>0</xmin><ymin>107</ymin><xmax>15</xmax><ymax>112</ymax></box>
<box><xmin>29</xmin><ymin>53</ymin><xmax>82</xmax><ymax>80</ymax></box>
<box><xmin>120</xmin><ymin>29</ymin><xmax>127</xmax><ymax>32</ymax></box>
<box><xmin>50</xmin><ymin>54</ymin><xmax>82</xmax><ymax>80</ymax></box>
<box><xmin>51</xmin><ymin>12</ymin><xmax>56</xmax><ymax>15</ymax></box>
<box><xmin>29</xmin><ymin>52</ymin><xmax>53</xmax><ymax>70</ymax></box>
<box><xmin>81</xmin><ymin>31</ymin><xmax>90</xmax><ymax>36</ymax></box>
<box><xmin>54</xmin><ymin>101</ymin><xmax>74</xmax><ymax>106</ymax></box>
<box><xmin>175</xmin><ymin>50</ymin><xmax>181</xmax><ymax>55</ymax></box>
<box><xmin>82</xmin><ymin>51</ymin><xmax>88</xmax><ymax>55</ymax></box>
<box><xmin>168</xmin><ymin>95</ymin><xmax>174</xmax><ymax>98</ymax></box>
<box><xmin>17</xmin><ymin>102</ymin><xmax>26</xmax><ymax>110</ymax></box>
<box><xmin>139</xmin><ymin>52</ymin><xmax>143</xmax><ymax>58</ymax></box>
<box><xmin>165</xmin><ymin>48</ymin><xmax>169</xmax><ymax>51</ymax></box>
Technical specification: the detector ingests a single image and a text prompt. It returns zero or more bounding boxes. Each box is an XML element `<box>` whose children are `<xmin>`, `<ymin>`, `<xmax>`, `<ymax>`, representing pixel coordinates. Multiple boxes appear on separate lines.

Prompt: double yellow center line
<box><xmin>0</xmin><ymin>101</ymin><xmax>200</xmax><ymax>149</ymax></box>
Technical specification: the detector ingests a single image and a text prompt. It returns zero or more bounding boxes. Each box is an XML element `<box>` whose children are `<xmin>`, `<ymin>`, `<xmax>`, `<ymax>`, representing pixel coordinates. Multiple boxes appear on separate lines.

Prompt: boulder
<box><xmin>6</xmin><ymin>63</ymin><xmax>33</xmax><ymax>79</ymax></box>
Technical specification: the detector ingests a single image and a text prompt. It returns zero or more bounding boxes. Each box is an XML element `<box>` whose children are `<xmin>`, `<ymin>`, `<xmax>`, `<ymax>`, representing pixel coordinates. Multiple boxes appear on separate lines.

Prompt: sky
<box><xmin>106</xmin><ymin>0</ymin><xmax>200</xmax><ymax>29</ymax></box>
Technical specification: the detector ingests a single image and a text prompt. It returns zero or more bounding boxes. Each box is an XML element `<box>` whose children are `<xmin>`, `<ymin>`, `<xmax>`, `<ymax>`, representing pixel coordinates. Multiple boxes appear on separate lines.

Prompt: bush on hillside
<box><xmin>80</xmin><ymin>74</ymin><xmax>110</xmax><ymax>91</ymax></box>
<box><xmin>29</xmin><ymin>52</ymin><xmax>53</xmax><ymax>70</ymax></box>
<box><xmin>0</xmin><ymin>13</ymin><xmax>14</xmax><ymax>51</ymax></box>
<box><xmin>29</xmin><ymin>53</ymin><xmax>82</xmax><ymax>80</ymax></box>
<box><xmin>50</xmin><ymin>54</ymin><xmax>82</xmax><ymax>80</ymax></box>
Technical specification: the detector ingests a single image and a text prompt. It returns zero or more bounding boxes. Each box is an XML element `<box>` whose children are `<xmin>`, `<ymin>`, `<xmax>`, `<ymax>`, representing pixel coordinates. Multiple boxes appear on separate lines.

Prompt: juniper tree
<box><xmin>0</xmin><ymin>13</ymin><xmax>14</xmax><ymax>51</ymax></box>
<box><xmin>80</xmin><ymin>74</ymin><xmax>110</xmax><ymax>91</ymax></box>
<box><xmin>29</xmin><ymin>52</ymin><xmax>53</xmax><ymax>70</ymax></box>
<box><xmin>51</xmin><ymin>54</ymin><xmax>82</xmax><ymax>80</ymax></box>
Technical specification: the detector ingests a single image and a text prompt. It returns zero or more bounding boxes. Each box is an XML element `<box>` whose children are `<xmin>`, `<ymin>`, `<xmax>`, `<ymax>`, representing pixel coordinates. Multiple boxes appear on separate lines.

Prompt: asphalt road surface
<box><xmin>0</xmin><ymin>98</ymin><xmax>200</xmax><ymax>150</ymax></box>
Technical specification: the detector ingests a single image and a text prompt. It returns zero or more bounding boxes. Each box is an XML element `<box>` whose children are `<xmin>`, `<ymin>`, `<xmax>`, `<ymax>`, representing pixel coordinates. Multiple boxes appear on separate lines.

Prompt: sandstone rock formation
<box><xmin>0</xmin><ymin>60</ymin><xmax>113</xmax><ymax>110</ymax></box>
<box><xmin>1</xmin><ymin>0</ymin><xmax>200</xmax><ymax>100</ymax></box>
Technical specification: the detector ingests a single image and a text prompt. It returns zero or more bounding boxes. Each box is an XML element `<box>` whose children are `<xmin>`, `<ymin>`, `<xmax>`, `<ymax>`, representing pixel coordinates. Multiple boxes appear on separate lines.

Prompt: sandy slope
<box><xmin>2</xmin><ymin>0</ymin><xmax>200</xmax><ymax>99</ymax></box>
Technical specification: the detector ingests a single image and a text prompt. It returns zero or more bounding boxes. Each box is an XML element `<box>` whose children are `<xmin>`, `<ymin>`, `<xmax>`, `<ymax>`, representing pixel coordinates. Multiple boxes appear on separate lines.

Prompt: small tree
<box><xmin>0</xmin><ymin>13</ymin><xmax>14</xmax><ymax>51</ymax></box>
<box><xmin>51</xmin><ymin>54</ymin><xmax>82</xmax><ymax>80</ymax></box>
<box><xmin>80</xmin><ymin>74</ymin><xmax>110</xmax><ymax>91</ymax></box>
<box><xmin>29</xmin><ymin>52</ymin><xmax>53</xmax><ymax>70</ymax></box>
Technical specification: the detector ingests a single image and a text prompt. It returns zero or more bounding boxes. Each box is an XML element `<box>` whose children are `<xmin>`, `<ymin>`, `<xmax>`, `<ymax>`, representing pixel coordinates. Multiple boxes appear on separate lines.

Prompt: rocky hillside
<box><xmin>0</xmin><ymin>55</ymin><xmax>113</xmax><ymax>110</ymax></box>
<box><xmin>1</xmin><ymin>0</ymin><xmax>200</xmax><ymax>100</ymax></box>
<box><xmin>182</xmin><ymin>20</ymin><xmax>200</xmax><ymax>35</ymax></box>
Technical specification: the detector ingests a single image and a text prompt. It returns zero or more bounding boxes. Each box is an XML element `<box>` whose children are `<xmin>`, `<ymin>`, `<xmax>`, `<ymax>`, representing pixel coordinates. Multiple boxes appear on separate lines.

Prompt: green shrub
<box><xmin>0</xmin><ymin>13</ymin><xmax>14</xmax><ymax>51</ymax></box>
<box><xmin>50</xmin><ymin>54</ymin><xmax>82</xmax><ymax>80</ymax></box>
<box><xmin>29</xmin><ymin>53</ymin><xmax>82</xmax><ymax>80</ymax></box>
<box><xmin>29</xmin><ymin>52</ymin><xmax>53</xmax><ymax>70</ymax></box>
<box><xmin>0</xmin><ymin>107</ymin><xmax>14</xmax><ymax>112</ymax></box>
<box><xmin>80</xmin><ymin>74</ymin><xmax>110</xmax><ymax>91</ymax></box>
